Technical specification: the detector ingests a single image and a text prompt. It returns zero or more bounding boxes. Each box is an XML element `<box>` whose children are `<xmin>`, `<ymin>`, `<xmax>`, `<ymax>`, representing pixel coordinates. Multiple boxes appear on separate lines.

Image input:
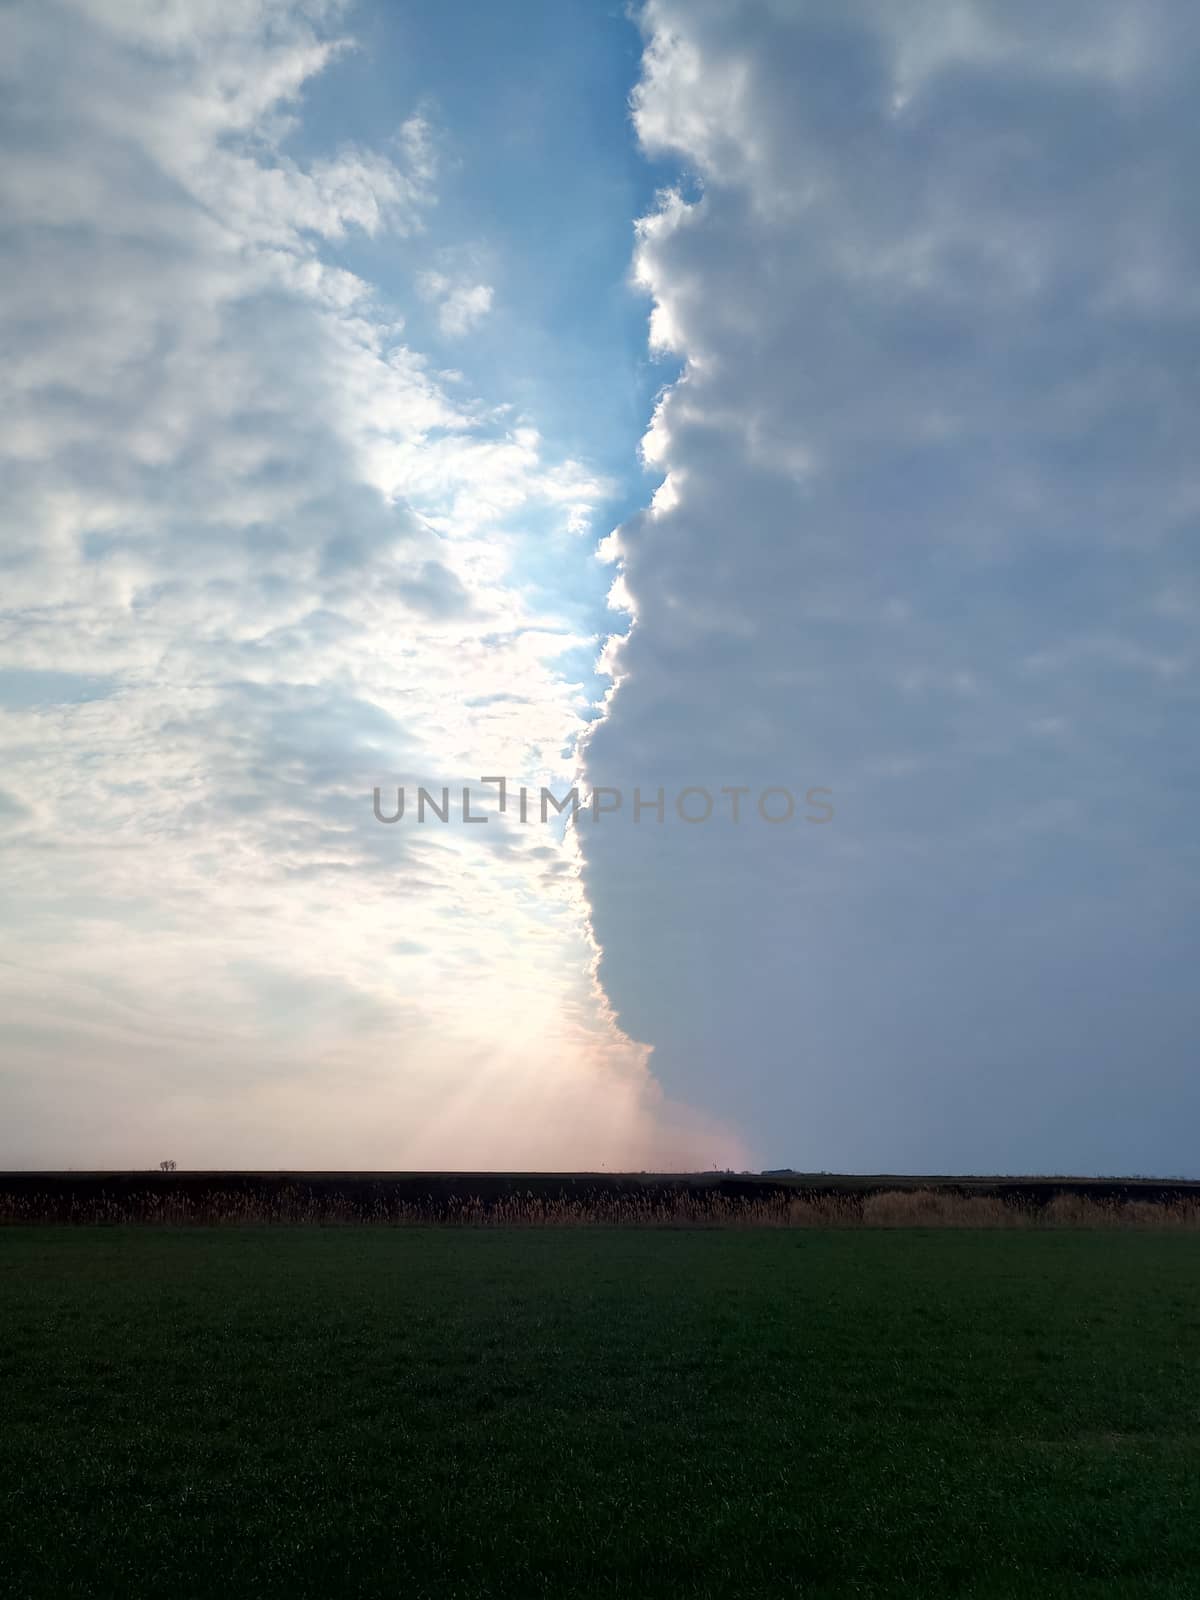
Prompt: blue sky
<box><xmin>288</xmin><ymin>1</ymin><xmax>677</xmax><ymax>642</ymax></box>
<box><xmin>1</xmin><ymin>0</ymin><xmax>1197</xmax><ymax>1174</ymax></box>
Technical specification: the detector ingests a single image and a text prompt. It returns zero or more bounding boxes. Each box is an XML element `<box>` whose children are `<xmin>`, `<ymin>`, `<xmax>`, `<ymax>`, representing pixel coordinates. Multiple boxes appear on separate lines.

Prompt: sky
<box><xmin>0</xmin><ymin>0</ymin><xmax>1196</xmax><ymax>1175</ymax></box>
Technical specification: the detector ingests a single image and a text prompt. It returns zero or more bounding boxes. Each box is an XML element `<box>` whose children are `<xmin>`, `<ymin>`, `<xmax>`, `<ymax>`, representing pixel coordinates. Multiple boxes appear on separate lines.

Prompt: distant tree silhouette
<box><xmin>159</xmin><ymin>1159</ymin><xmax>177</xmax><ymax>1172</ymax></box>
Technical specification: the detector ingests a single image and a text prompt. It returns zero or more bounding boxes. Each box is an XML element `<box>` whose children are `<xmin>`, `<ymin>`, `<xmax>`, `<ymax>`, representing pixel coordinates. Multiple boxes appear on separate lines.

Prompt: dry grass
<box><xmin>860</xmin><ymin>1189</ymin><xmax>1028</xmax><ymax>1227</ymax></box>
<box><xmin>3</xmin><ymin>1185</ymin><xmax>1199</xmax><ymax>1229</ymax></box>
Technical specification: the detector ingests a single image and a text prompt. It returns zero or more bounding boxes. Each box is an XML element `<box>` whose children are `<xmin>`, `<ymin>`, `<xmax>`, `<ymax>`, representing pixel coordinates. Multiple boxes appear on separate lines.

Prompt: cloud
<box><xmin>418</xmin><ymin>271</ymin><xmax>496</xmax><ymax>337</ymax></box>
<box><xmin>578</xmin><ymin>0</ymin><xmax>1200</xmax><ymax>1174</ymax></box>
<box><xmin>0</xmin><ymin>0</ymin><xmax>741</xmax><ymax>1171</ymax></box>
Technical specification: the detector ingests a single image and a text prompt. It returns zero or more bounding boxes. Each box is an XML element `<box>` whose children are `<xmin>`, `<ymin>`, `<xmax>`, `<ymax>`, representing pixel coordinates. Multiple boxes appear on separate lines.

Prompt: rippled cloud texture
<box><xmin>0</xmin><ymin>0</ymin><xmax>734</xmax><ymax>1169</ymax></box>
<box><xmin>4</xmin><ymin>0</ymin><xmax>1198</xmax><ymax>1176</ymax></box>
<box><xmin>582</xmin><ymin>0</ymin><xmax>1200</xmax><ymax>1173</ymax></box>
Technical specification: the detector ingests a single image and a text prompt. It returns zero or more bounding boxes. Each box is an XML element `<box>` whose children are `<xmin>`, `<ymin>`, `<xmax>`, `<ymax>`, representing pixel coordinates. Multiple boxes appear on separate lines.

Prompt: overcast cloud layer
<box><xmin>581</xmin><ymin>0</ymin><xmax>1200</xmax><ymax>1174</ymax></box>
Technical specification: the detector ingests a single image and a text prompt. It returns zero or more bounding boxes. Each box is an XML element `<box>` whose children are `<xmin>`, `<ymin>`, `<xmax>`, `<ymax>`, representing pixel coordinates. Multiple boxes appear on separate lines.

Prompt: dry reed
<box><xmin>2</xmin><ymin>1186</ymin><xmax>1199</xmax><ymax>1229</ymax></box>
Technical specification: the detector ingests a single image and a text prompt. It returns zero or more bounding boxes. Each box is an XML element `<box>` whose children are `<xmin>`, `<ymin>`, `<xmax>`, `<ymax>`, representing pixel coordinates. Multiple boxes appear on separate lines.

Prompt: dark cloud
<box><xmin>580</xmin><ymin>0</ymin><xmax>1200</xmax><ymax>1173</ymax></box>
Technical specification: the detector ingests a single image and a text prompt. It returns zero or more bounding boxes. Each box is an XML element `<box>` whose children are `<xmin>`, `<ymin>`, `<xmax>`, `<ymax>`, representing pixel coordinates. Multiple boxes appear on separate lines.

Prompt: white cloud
<box><xmin>418</xmin><ymin>271</ymin><xmax>496</xmax><ymax>337</ymax></box>
<box><xmin>0</xmin><ymin>0</ymin><xmax>741</xmax><ymax>1170</ymax></box>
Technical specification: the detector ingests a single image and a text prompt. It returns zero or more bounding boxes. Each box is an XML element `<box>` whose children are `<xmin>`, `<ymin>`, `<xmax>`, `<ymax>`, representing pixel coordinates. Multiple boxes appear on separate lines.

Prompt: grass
<box><xmin>2</xmin><ymin>1227</ymin><xmax>1199</xmax><ymax>1598</ymax></box>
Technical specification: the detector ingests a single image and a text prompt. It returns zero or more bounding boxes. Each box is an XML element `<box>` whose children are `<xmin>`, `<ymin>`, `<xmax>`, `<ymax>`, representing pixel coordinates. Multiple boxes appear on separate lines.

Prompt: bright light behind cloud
<box><xmin>0</xmin><ymin>0</ymin><xmax>739</xmax><ymax>1171</ymax></box>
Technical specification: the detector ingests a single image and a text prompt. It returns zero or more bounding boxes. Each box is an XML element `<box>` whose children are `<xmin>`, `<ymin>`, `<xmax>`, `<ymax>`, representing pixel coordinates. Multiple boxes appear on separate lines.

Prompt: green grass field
<box><xmin>3</xmin><ymin>1227</ymin><xmax>1199</xmax><ymax>1598</ymax></box>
